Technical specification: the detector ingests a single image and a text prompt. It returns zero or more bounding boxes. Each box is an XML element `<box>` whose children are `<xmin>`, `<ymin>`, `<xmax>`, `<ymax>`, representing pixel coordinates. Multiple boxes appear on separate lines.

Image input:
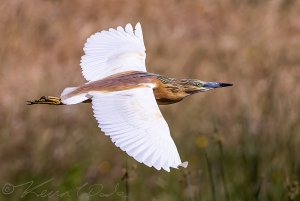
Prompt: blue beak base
<box><xmin>203</xmin><ymin>82</ymin><xmax>233</xmax><ymax>89</ymax></box>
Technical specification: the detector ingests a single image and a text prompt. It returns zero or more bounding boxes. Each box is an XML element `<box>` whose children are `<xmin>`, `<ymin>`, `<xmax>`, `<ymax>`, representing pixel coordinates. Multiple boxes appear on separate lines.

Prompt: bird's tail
<box><xmin>60</xmin><ymin>87</ymin><xmax>89</xmax><ymax>105</ymax></box>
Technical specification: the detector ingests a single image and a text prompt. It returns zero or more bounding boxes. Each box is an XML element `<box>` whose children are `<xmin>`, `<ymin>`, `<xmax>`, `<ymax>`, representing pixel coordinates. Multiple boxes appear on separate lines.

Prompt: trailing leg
<box><xmin>27</xmin><ymin>96</ymin><xmax>92</xmax><ymax>105</ymax></box>
<box><xmin>27</xmin><ymin>96</ymin><xmax>64</xmax><ymax>105</ymax></box>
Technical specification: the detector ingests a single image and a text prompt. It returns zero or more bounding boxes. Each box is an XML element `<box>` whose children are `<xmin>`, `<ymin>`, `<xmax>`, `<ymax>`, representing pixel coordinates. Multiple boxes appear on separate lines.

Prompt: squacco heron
<box><xmin>28</xmin><ymin>23</ymin><xmax>232</xmax><ymax>171</ymax></box>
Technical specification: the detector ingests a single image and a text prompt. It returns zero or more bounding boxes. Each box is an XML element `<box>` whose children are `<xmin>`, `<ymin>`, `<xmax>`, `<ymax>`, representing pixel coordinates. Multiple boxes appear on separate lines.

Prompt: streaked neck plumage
<box><xmin>154</xmin><ymin>75</ymin><xmax>204</xmax><ymax>105</ymax></box>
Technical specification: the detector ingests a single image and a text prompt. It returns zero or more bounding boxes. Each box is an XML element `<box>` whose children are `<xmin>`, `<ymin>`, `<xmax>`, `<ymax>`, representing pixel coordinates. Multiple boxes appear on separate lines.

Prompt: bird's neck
<box><xmin>154</xmin><ymin>75</ymin><xmax>190</xmax><ymax>105</ymax></box>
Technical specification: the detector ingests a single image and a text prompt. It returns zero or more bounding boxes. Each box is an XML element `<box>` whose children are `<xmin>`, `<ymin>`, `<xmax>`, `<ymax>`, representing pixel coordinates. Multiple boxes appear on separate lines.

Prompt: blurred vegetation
<box><xmin>0</xmin><ymin>0</ymin><xmax>300</xmax><ymax>200</ymax></box>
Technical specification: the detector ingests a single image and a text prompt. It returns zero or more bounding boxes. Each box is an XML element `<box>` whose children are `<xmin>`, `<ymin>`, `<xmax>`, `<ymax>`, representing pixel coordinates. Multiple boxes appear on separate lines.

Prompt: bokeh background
<box><xmin>1</xmin><ymin>0</ymin><xmax>300</xmax><ymax>200</ymax></box>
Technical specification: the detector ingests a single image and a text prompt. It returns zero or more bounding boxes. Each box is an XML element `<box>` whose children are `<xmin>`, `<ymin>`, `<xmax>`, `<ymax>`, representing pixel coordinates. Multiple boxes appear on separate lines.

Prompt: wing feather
<box><xmin>89</xmin><ymin>88</ymin><xmax>186</xmax><ymax>171</ymax></box>
<box><xmin>81</xmin><ymin>23</ymin><xmax>146</xmax><ymax>81</ymax></box>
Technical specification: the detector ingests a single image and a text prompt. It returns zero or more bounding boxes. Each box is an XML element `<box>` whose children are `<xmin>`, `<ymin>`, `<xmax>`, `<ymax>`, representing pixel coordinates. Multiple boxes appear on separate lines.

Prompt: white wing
<box><xmin>80</xmin><ymin>23</ymin><xmax>146</xmax><ymax>81</ymax></box>
<box><xmin>89</xmin><ymin>88</ymin><xmax>187</xmax><ymax>171</ymax></box>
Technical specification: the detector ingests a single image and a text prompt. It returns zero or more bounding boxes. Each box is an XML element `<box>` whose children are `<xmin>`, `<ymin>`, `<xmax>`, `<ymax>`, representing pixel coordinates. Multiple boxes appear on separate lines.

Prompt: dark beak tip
<box><xmin>220</xmin><ymin>83</ymin><xmax>233</xmax><ymax>87</ymax></box>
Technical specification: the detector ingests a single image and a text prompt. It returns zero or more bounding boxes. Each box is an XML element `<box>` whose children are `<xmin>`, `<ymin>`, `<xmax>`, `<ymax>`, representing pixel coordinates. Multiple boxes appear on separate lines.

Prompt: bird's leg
<box><xmin>27</xmin><ymin>96</ymin><xmax>64</xmax><ymax>105</ymax></box>
<box><xmin>27</xmin><ymin>96</ymin><xmax>92</xmax><ymax>105</ymax></box>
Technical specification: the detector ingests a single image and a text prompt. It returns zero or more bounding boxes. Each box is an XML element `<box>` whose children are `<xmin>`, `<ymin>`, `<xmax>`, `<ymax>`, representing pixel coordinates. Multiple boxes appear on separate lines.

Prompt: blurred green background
<box><xmin>0</xmin><ymin>0</ymin><xmax>300</xmax><ymax>200</ymax></box>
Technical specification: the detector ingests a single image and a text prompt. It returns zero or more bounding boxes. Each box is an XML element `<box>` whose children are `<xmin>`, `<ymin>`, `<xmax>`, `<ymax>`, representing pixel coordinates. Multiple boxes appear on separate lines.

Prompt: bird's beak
<box><xmin>202</xmin><ymin>82</ymin><xmax>233</xmax><ymax>89</ymax></box>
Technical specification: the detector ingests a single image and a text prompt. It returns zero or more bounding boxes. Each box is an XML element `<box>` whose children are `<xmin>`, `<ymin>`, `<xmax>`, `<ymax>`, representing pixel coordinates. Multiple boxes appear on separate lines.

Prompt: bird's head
<box><xmin>180</xmin><ymin>79</ymin><xmax>233</xmax><ymax>95</ymax></box>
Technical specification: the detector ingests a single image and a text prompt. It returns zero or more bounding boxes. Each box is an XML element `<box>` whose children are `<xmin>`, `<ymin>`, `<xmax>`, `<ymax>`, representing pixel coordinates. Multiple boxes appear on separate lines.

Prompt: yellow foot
<box><xmin>27</xmin><ymin>96</ymin><xmax>64</xmax><ymax>105</ymax></box>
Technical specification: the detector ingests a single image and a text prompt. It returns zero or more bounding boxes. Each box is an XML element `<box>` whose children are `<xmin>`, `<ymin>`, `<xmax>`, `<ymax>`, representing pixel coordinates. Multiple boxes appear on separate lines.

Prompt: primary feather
<box><xmin>89</xmin><ymin>88</ymin><xmax>185</xmax><ymax>171</ymax></box>
<box><xmin>80</xmin><ymin>22</ymin><xmax>146</xmax><ymax>82</ymax></box>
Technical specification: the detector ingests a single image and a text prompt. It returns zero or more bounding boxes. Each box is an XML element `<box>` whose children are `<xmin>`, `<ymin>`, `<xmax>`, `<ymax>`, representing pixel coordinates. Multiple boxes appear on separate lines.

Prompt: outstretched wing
<box><xmin>80</xmin><ymin>23</ymin><xmax>146</xmax><ymax>82</ymax></box>
<box><xmin>89</xmin><ymin>88</ymin><xmax>187</xmax><ymax>171</ymax></box>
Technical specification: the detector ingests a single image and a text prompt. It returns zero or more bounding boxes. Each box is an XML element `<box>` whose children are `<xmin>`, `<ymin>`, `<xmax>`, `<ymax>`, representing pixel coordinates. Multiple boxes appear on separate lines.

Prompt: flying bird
<box><xmin>28</xmin><ymin>22</ymin><xmax>232</xmax><ymax>172</ymax></box>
